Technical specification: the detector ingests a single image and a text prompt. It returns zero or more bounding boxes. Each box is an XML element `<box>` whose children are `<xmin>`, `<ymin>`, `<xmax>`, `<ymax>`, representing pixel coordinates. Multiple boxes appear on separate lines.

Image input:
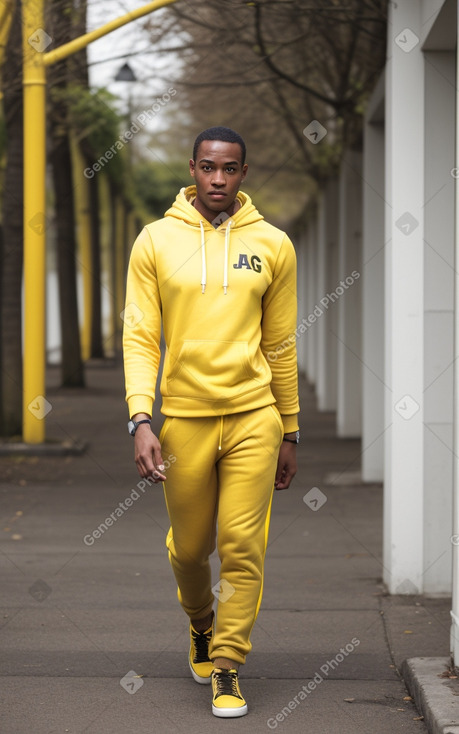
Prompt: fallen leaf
<box><xmin>403</xmin><ymin>696</ymin><xmax>413</xmax><ymax>701</ymax></box>
<box><xmin>343</xmin><ymin>698</ymin><xmax>355</xmax><ymax>703</ymax></box>
<box><xmin>439</xmin><ymin>669</ymin><xmax>459</xmax><ymax>678</ymax></box>
<box><xmin>403</xmin><ymin>630</ymin><xmax>414</xmax><ymax>634</ymax></box>
<box><xmin>413</xmin><ymin>716</ymin><xmax>424</xmax><ymax>721</ymax></box>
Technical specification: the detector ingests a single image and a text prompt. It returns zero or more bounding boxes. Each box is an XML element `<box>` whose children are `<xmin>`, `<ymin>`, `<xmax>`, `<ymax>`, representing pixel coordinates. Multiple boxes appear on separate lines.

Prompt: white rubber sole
<box><xmin>212</xmin><ymin>703</ymin><xmax>248</xmax><ymax>718</ymax></box>
<box><xmin>189</xmin><ymin>660</ymin><xmax>212</xmax><ymax>685</ymax></box>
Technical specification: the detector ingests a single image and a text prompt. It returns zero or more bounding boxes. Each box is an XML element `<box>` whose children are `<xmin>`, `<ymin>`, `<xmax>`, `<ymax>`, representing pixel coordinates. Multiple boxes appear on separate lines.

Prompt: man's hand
<box><xmin>274</xmin><ymin>441</ymin><xmax>297</xmax><ymax>490</ymax></box>
<box><xmin>133</xmin><ymin>420</ymin><xmax>166</xmax><ymax>483</ymax></box>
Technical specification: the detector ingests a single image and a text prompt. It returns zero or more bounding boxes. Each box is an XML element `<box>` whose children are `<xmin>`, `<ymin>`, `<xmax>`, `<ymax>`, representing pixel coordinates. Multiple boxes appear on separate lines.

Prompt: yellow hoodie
<box><xmin>123</xmin><ymin>186</ymin><xmax>299</xmax><ymax>432</ymax></box>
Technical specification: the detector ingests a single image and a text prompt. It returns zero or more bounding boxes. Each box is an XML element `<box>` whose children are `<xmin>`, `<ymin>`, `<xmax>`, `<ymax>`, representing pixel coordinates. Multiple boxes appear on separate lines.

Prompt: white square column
<box><xmin>336</xmin><ymin>153</ymin><xmax>363</xmax><ymax>438</ymax></box>
<box><xmin>383</xmin><ymin>1</ymin><xmax>425</xmax><ymax>593</ymax></box>
<box><xmin>296</xmin><ymin>230</ymin><xmax>308</xmax><ymax>377</ymax></box>
<box><xmin>362</xmin><ymin>102</ymin><xmax>385</xmax><ymax>481</ymax></box>
<box><xmin>423</xmin><ymin>50</ymin><xmax>455</xmax><ymax>593</ymax></box>
<box><xmin>316</xmin><ymin>180</ymin><xmax>339</xmax><ymax>412</ymax></box>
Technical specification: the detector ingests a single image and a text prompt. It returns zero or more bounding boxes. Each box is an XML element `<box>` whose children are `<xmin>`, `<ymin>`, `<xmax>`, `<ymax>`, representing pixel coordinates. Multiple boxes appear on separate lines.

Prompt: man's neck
<box><xmin>192</xmin><ymin>196</ymin><xmax>240</xmax><ymax>225</ymax></box>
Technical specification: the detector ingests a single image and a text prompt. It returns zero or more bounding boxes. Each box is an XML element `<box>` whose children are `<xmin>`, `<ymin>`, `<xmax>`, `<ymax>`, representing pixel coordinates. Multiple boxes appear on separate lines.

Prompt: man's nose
<box><xmin>211</xmin><ymin>169</ymin><xmax>225</xmax><ymax>186</ymax></box>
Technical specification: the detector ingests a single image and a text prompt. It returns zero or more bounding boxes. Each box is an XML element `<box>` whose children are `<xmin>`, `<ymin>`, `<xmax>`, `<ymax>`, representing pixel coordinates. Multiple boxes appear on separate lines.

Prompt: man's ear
<box><xmin>189</xmin><ymin>158</ymin><xmax>196</xmax><ymax>178</ymax></box>
<box><xmin>241</xmin><ymin>163</ymin><xmax>248</xmax><ymax>182</ymax></box>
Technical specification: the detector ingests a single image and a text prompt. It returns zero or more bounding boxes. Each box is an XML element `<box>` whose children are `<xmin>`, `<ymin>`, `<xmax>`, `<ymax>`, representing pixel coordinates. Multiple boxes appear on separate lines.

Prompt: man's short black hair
<box><xmin>193</xmin><ymin>126</ymin><xmax>246</xmax><ymax>165</ymax></box>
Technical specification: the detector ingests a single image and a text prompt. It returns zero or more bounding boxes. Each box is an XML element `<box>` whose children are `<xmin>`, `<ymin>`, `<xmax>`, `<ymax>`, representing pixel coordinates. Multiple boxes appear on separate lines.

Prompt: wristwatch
<box><xmin>283</xmin><ymin>430</ymin><xmax>300</xmax><ymax>445</ymax></box>
<box><xmin>127</xmin><ymin>418</ymin><xmax>151</xmax><ymax>436</ymax></box>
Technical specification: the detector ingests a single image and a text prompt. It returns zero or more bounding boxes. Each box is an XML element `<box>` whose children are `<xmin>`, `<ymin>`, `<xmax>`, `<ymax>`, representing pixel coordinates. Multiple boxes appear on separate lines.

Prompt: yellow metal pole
<box><xmin>43</xmin><ymin>0</ymin><xmax>177</xmax><ymax>67</ymax></box>
<box><xmin>22</xmin><ymin>0</ymin><xmax>47</xmax><ymax>443</ymax></box>
<box><xmin>22</xmin><ymin>0</ymin><xmax>177</xmax><ymax>442</ymax></box>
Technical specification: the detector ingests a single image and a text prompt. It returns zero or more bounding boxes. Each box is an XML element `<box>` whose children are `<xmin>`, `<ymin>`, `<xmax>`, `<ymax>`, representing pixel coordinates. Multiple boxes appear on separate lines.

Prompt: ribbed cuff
<box><xmin>127</xmin><ymin>395</ymin><xmax>153</xmax><ymax>419</ymax></box>
<box><xmin>280</xmin><ymin>414</ymin><xmax>299</xmax><ymax>433</ymax></box>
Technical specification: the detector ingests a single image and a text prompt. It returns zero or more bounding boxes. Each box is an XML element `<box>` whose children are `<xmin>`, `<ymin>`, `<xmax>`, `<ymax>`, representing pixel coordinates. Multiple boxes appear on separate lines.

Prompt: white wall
<box><xmin>422</xmin><ymin>50</ymin><xmax>455</xmax><ymax>593</ymax></box>
<box><xmin>383</xmin><ymin>0</ymin><xmax>425</xmax><ymax>594</ymax></box>
<box><xmin>362</xmin><ymin>110</ymin><xmax>385</xmax><ymax>481</ymax></box>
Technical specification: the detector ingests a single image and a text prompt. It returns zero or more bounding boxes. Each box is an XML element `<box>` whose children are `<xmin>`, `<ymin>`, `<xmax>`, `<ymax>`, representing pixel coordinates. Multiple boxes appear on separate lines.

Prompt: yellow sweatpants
<box><xmin>159</xmin><ymin>404</ymin><xmax>284</xmax><ymax>665</ymax></box>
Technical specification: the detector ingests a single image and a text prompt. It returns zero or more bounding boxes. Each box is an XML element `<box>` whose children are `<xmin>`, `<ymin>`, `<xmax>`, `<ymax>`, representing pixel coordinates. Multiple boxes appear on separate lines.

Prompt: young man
<box><xmin>123</xmin><ymin>126</ymin><xmax>299</xmax><ymax>718</ymax></box>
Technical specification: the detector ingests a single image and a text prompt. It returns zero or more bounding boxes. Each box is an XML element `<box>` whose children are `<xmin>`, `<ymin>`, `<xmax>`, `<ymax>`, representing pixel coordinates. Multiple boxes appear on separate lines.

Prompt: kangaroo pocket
<box><xmin>164</xmin><ymin>339</ymin><xmax>267</xmax><ymax>402</ymax></box>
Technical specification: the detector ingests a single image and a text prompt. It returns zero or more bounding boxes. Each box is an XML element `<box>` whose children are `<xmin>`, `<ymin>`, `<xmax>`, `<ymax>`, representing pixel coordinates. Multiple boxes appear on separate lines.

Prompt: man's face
<box><xmin>189</xmin><ymin>140</ymin><xmax>248</xmax><ymax>219</ymax></box>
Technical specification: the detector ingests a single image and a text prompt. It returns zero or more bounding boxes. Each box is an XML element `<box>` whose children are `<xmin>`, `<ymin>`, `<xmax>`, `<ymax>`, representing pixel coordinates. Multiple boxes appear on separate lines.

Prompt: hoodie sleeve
<box><xmin>123</xmin><ymin>227</ymin><xmax>162</xmax><ymax>419</ymax></box>
<box><xmin>260</xmin><ymin>234</ymin><xmax>300</xmax><ymax>433</ymax></box>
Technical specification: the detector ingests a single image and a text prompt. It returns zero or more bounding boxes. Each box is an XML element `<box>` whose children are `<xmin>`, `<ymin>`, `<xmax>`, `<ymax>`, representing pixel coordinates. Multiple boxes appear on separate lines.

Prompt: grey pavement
<box><xmin>0</xmin><ymin>359</ymin><xmax>451</xmax><ymax>733</ymax></box>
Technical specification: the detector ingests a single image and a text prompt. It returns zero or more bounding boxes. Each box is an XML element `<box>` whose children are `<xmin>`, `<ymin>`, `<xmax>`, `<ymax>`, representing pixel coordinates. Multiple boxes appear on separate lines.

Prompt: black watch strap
<box><xmin>135</xmin><ymin>419</ymin><xmax>151</xmax><ymax>430</ymax></box>
<box><xmin>283</xmin><ymin>430</ymin><xmax>300</xmax><ymax>445</ymax></box>
<box><xmin>128</xmin><ymin>418</ymin><xmax>151</xmax><ymax>436</ymax></box>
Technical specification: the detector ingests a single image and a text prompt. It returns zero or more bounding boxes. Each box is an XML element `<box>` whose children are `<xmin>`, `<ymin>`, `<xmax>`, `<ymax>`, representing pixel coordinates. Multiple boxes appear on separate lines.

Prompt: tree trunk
<box><xmin>49</xmin><ymin>130</ymin><xmax>85</xmax><ymax>386</ymax></box>
<box><xmin>88</xmin><ymin>172</ymin><xmax>104</xmax><ymax>358</ymax></box>
<box><xmin>109</xmin><ymin>179</ymin><xmax>118</xmax><ymax>352</ymax></box>
<box><xmin>0</xmin><ymin>0</ymin><xmax>23</xmax><ymax>437</ymax></box>
<box><xmin>48</xmin><ymin>0</ymin><xmax>85</xmax><ymax>387</ymax></box>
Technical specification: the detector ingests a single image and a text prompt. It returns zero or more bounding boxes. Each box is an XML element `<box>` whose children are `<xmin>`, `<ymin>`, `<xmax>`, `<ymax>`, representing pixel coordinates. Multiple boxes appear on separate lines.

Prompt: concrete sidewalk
<box><xmin>0</xmin><ymin>359</ymin><xmax>451</xmax><ymax>733</ymax></box>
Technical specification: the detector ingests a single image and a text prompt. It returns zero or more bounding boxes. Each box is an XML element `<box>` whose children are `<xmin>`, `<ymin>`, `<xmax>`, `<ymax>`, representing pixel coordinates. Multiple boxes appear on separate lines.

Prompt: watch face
<box><xmin>127</xmin><ymin>420</ymin><xmax>136</xmax><ymax>436</ymax></box>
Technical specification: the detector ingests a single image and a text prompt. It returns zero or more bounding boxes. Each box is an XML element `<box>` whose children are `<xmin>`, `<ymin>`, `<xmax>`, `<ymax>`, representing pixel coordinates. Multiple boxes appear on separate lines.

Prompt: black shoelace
<box><xmin>191</xmin><ymin>628</ymin><xmax>212</xmax><ymax>663</ymax></box>
<box><xmin>213</xmin><ymin>669</ymin><xmax>242</xmax><ymax>700</ymax></box>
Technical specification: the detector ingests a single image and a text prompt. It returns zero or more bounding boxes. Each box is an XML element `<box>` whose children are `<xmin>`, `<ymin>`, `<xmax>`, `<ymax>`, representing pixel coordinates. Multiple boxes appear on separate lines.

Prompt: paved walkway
<box><xmin>0</xmin><ymin>359</ymin><xmax>451</xmax><ymax>733</ymax></box>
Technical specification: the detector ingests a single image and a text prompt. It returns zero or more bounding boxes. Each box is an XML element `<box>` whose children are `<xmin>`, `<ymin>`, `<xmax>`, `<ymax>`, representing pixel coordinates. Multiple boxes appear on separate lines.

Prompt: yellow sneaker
<box><xmin>189</xmin><ymin>616</ymin><xmax>214</xmax><ymax>684</ymax></box>
<box><xmin>211</xmin><ymin>668</ymin><xmax>248</xmax><ymax>718</ymax></box>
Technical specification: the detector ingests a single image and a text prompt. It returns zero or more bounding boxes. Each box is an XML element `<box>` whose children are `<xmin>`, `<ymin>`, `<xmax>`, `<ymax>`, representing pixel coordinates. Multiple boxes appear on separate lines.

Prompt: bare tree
<box><xmin>138</xmin><ymin>0</ymin><xmax>387</xmax><ymax>223</ymax></box>
<box><xmin>48</xmin><ymin>0</ymin><xmax>85</xmax><ymax>386</ymax></box>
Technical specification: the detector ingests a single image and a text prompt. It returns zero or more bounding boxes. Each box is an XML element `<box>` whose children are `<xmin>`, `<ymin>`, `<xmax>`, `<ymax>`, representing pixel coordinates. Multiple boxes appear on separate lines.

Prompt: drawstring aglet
<box><xmin>218</xmin><ymin>416</ymin><xmax>223</xmax><ymax>450</ymax></box>
<box><xmin>223</xmin><ymin>286</ymin><xmax>227</xmax><ymax>295</ymax></box>
<box><xmin>201</xmin><ymin>284</ymin><xmax>206</xmax><ymax>294</ymax></box>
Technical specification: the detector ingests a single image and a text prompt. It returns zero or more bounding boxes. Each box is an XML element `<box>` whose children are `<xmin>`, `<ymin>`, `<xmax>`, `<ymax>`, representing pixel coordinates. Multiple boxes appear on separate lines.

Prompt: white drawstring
<box><xmin>199</xmin><ymin>219</ymin><xmax>232</xmax><ymax>295</ymax></box>
<box><xmin>200</xmin><ymin>220</ymin><xmax>206</xmax><ymax>294</ymax></box>
<box><xmin>223</xmin><ymin>220</ymin><xmax>231</xmax><ymax>295</ymax></box>
<box><xmin>218</xmin><ymin>415</ymin><xmax>223</xmax><ymax>450</ymax></box>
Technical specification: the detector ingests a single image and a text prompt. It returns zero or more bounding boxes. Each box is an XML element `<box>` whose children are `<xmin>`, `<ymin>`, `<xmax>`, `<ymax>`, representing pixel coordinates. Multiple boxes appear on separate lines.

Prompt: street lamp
<box><xmin>114</xmin><ymin>62</ymin><xmax>137</xmax><ymax>83</ymax></box>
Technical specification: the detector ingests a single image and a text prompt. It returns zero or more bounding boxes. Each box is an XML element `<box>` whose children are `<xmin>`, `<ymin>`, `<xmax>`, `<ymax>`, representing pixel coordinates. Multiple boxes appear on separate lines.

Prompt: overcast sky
<box><xmin>86</xmin><ymin>0</ymin><xmax>179</xmax><ymax>120</ymax></box>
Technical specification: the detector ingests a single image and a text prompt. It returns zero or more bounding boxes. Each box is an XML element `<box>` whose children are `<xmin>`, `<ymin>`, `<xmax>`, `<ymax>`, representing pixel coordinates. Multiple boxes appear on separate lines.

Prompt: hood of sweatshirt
<box><xmin>164</xmin><ymin>186</ymin><xmax>264</xmax><ymax>294</ymax></box>
<box><xmin>165</xmin><ymin>185</ymin><xmax>264</xmax><ymax>228</ymax></box>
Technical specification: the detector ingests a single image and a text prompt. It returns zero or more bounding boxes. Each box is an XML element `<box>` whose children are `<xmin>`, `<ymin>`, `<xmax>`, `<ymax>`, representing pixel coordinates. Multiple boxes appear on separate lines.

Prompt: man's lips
<box><xmin>208</xmin><ymin>191</ymin><xmax>227</xmax><ymax>198</ymax></box>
